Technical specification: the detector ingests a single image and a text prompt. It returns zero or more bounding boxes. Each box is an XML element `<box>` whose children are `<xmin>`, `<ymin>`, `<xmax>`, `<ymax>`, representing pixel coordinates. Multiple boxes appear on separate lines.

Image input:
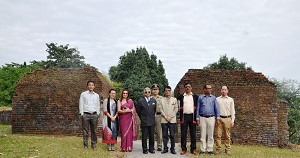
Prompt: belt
<box><xmin>200</xmin><ymin>114</ymin><xmax>214</xmax><ymax>118</ymax></box>
<box><xmin>84</xmin><ymin>112</ymin><xmax>97</xmax><ymax>115</ymax></box>
<box><xmin>220</xmin><ymin>115</ymin><xmax>231</xmax><ymax>118</ymax></box>
<box><xmin>156</xmin><ymin>112</ymin><xmax>161</xmax><ymax>115</ymax></box>
<box><xmin>184</xmin><ymin>113</ymin><xmax>193</xmax><ymax>115</ymax></box>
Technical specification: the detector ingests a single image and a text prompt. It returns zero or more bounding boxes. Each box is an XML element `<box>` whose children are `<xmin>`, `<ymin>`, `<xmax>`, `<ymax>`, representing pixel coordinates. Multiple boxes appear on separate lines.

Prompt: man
<box><xmin>215</xmin><ymin>86</ymin><xmax>235</xmax><ymax>155</ymax></box>
<box><xmin>196</xmin><ymin>84</ymin><xmax>220</xmax><ymax>155</ymax></box>
<box><xmin>160</xmin><ymin>86</ymin><xmax>178</xmax><ymax>154</ymax></box>
<box><xmin>177</xmin><ymin>83</ymin><xmax>198</xmax><ymax>155</ymax></box>
<box><xmin>151</xmin><ymin>84</ymin><xmax>163</xmax><ymax>151</ymax></box>
<box><xmin>79</xmin><ymin>81</ymin><xmax>101</xmax><ymax>150</ymax></box>
<box><xmin>136</xmin><ymin>87</ymin><xmax>157</xmax><ymax>154</ymax></box>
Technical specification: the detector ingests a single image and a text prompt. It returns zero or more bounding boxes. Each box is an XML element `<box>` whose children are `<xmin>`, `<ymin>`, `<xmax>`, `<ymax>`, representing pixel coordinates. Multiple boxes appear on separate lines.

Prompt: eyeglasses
<box><xmin>145</xmin><ymin>91</ymin><xmax>151</xmax><ymax>93</ymax></box>
<box><xmin>165</xmin><ymin>89</ymin><xmax>171</xmax><ymax>91</ymax></box>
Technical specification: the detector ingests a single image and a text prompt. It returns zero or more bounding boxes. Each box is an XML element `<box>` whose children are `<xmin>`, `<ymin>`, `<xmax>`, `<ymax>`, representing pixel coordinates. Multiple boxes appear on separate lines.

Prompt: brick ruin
<box><xmin>12</xmin><ymin>68</ymin><xmax>112</xmax><ymax>135</ymax></box>
<box><xmin>174</xmin><ymin>69</ymin><xmax>289</xmax><ymax>147</ymax></box>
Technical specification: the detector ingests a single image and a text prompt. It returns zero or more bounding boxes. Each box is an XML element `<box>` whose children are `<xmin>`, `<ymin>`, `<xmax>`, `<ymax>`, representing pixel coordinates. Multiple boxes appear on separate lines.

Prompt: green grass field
<box><xmin>0</xmin><ymin>125</ymin><xmax>299</xmax><ymax>158</ymax></box>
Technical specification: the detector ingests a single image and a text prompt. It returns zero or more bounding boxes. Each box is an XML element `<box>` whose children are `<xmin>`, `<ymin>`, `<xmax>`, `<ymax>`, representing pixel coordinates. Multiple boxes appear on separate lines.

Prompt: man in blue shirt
<box><xmin>196</xmin><ymin>84</ymin><xmax>220</xmax><ymax>155</ymax></box>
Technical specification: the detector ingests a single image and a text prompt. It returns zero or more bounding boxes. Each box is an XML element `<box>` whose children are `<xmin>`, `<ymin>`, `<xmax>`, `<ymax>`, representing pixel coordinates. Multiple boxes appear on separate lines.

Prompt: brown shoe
<box><xmin>225</xmin><ymin>150</ymin><xmax>231</xmax><ymax>155</ymax></box>
<box><xmin>215</xmin><ymin>150</ymin><xmax>221</xmax><ymax>155</ymax></box>
<box><xmin>180</xmin><ymin>151</ymin><xmax>187</xmax><ymax>155</ymax></box>
<box><xmin>191</xmin><ymin>151</ymin><xmax>198</xmax><ymax>155</ymax></box>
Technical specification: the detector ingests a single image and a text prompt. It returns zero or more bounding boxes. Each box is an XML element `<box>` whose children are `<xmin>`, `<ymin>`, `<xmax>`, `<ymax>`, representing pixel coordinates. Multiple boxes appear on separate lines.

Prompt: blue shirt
<box><xmin>196</xmin><ymin>94</ymin><xmax>220</xmax><ymax>120</ymax></box>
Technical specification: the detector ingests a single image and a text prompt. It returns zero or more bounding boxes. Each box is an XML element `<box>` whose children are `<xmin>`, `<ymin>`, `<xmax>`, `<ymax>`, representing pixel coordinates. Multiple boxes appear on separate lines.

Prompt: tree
<box><xmin>203</xmin><ymin>54</ymin><xmax>253</xmax><ymax>71</ymax></box>
<box><xmin>271</xmin><ymin>78</ymin><xmax>300</xmax><ymax>144</ymax></box>
<box><xmin>109</xmin><ymin>47</ymin><xmax>168</xmax><ymax>103</ymax></box>
<box><xmin>31</xmin><ymin>43</ymin><xmax>97</xmax><ymax>70</ymax></box>
<box><xmin>0</xmin><ymin>62</ymin><xmax>41</xmax><ymax>106</ymax></box>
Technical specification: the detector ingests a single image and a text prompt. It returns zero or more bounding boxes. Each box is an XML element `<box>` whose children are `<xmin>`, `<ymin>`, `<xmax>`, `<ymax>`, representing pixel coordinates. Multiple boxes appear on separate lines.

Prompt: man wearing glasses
<box><xmin>136</xmin><ymin>87</ymin><xmax>157</xmax><ymax>154</ymax></box>
<box><xmin>177</xmin><ymin>83</ymin><xmax>199</xmax><ymax>155</ymax></box>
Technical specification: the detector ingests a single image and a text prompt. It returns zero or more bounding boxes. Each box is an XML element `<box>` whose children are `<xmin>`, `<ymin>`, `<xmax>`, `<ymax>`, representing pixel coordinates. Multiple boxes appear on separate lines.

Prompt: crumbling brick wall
<box><xmin>12</xmin><ymin>68</ymin><xmax>112</xmax><ymax>135</ymax></box>
<box><xmin>174</xmin><ymin>69</ymin><xmax>289</xmax><ymax>147</ymax></box>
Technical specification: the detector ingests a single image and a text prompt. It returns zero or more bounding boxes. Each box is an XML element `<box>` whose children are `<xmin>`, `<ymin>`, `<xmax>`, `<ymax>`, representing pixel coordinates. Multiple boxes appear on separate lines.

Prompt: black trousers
<box><xmin>141</xmin><ymin>126</ymin><xmax>155</xmax><ymax>152</ymax></box>
<box><xmin>82</xmin><ymin>113</ymin><xmax>98</xmax><ymax>147</ymax></box>
<box><xmin>162</xmin><ymin>123</ymin><xmax>176</xmax><ymax>151</ymax></box>
<box><xmin>180</xmin><ymin>114</ymin><xmax>196</xmax><ymax>152</ymax></box>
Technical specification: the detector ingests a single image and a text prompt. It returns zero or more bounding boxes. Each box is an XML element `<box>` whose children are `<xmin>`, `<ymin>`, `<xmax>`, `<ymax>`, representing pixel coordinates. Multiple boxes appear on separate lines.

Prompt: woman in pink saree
<box><xmin>117</xmin><ymin>89</ymin><xmax>139</xmax><ymax>152</ymax></box>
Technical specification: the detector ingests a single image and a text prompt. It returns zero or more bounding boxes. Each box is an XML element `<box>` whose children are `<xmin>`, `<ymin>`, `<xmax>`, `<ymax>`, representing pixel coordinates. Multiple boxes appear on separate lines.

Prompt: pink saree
<box><xmin>119</xmin><ymin>99</ymin><xmax>139</xmax><ymax>152</ymax></box>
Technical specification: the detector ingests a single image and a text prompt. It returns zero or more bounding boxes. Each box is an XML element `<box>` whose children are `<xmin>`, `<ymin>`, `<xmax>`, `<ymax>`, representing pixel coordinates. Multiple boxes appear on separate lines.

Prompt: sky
<box><xmin>1</xmin><ymin>0</ymin><xmax>300</xmax><ymax>88</ymax></box>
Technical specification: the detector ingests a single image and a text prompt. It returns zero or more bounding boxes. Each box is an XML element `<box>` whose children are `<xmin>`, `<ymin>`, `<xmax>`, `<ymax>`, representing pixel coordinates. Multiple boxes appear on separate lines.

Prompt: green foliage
<box><xmin>271</xmin><ymin>78</ymin><xmax>300</xmax><ymax>144</ymax></box>
<box><xmin>109</xmin><ymin>47</ymin><xmax>168</xmax><ymax>103</ymax></box>
<box><xmin>203</xmin><ymin>54</ymin><xmax>253</xmax><ymax>71</ymax></box>
<box><xmin>0</xmin><ymin>63</ymin><xmax>41</xmax><ymax>106</ymax></box>
<box><xmin>31</xmin><ymin>43</ymin><xmax>96</xmax><ymax>70</ymax></box>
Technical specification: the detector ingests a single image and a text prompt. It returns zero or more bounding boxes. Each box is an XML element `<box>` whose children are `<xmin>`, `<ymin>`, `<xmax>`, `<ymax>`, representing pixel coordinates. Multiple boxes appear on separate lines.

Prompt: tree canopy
<box><xmin>0</xmin><ymin>62</ymin><xmax>41</xmax><ymax>106</ymax></box>
<box><xmin>271</xmin><ymin>78</ymin><xmax>300</xmax><ymax>144</ymax></box>
<box><xmin>203</xmin><ymin>54</ymin><xmax>253</xmax><ymax>71</ymax></box>
<box><xmin>109</xmin><ymin>47</ymin><xmax>168</xmax><ymax>102</ymax></box>
<box><xmin>31</xmin><ymin>43</ymin><xmax>97</xmax><ymax>70</ymax></box>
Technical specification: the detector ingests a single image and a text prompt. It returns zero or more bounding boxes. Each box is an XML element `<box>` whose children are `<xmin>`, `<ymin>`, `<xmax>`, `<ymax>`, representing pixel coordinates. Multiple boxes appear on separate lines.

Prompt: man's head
<box><xmin>221</xmin><ymin>86</ymin><xmax>229</xmax><ymax>96</ymax></box>
<box><xmin>203</xmin><ymin>84</ymin><xmax>212</xmax><ymax>95</ymax></box>
<box><xmin>164</xmin><ymin>85</ymin><xmax>172</xmax><ymax>97</ymax></box>
<box><xmin>184</xmin><ymin>83</ymin><xmax>192</xmax><ymax>94</ymax></box>
<box><xmin>87</xmin><ymin>81</ymin><xmax>95</xmax><ymax>92</ymax></box>
<box><xmin>151</xmin><ymin>84</ymin><xmax>159</xmax><ymax>96</ymax></box>
<box><xmin>143</xmin><ymin>87</ymin><xmax>151</xmax><ymax>98</ymax></box>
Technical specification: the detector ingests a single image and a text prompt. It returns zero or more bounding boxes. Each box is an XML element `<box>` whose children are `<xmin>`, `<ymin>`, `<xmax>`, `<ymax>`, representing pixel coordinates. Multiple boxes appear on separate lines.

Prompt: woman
<box><xmin>102</xmin><ymin>89</ymin><xmax>118</xmax><ymax>151</ymax></box>
<box><xmin>117</xmin><ymin>89</ymin><xmax>139</xmax><ymax>152</ymax></box>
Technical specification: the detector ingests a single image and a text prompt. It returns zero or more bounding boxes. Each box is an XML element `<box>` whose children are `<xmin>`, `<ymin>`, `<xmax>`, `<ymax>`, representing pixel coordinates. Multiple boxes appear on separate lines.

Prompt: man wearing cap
<box><xmin>151</xmin><ymin>84</ymin><xmax>163</xmax><ymax>151</ymax></box>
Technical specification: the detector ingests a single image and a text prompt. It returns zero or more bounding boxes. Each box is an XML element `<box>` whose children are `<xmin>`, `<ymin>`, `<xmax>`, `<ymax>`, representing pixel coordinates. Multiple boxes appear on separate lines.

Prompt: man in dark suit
<box><xmin>136</xmin><ymin>87</ymin><xmax>157</xmax><ymax>154</ymax></box>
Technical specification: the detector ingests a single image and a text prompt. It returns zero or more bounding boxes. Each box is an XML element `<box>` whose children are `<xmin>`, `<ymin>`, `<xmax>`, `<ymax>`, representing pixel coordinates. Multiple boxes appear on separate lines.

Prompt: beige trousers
<box><xmin>199</xmin><ymin>116</ymin><xmax>215</xmax><ymax>152</ymax></box>
<box><xmin>155</xmin><ymin>114</ymin><xmax>162</xmax><ymax>149</ymax></box>
<box><xmin>216</xmin><ymin>118</ymin><xmax>232</xmax><ymax>152</ymax></box>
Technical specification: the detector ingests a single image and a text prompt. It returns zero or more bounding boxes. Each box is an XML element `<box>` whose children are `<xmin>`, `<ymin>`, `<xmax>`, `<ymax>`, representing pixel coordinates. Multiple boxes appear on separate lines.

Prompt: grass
<box><xmin>0</xmin><ymin>125</ymin><xmax>299</xmax><ymax>158</ymax></box>
<box><xmin>0</xmin><ymin>125</ymin><xmax>124</xmax><ymax>158</ymax></box>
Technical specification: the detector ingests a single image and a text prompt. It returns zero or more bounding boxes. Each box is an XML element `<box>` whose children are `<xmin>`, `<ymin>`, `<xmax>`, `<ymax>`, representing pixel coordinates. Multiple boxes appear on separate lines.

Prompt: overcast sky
<box><xmin>1</xmin><ymin>0</ymin><xmax>299</xmax><ymax>88</ymax></box>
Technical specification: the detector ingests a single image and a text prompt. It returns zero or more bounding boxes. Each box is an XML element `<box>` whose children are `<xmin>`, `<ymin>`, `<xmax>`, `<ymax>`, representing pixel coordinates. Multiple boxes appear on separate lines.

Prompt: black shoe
<box><xmin>208</xmin><ymin>151</ymin><xmax>214</xmax><ymax>155</ymax></box>
<box><xmin>199</xmin><ymin>151</ymin><xmax>205</xmax><ymax>155</ymax></box>
<box><xmin>171</xmin><ymin>150</ymin><xmax>176</xmax><ymax>154</ymax></box>
<box><xmin>143</xmin><ymin>150</ymin><xmax>148</xmax><ymax>154</ymax></box>
<box><xmin>157</xmin><ymin>148</ymin><xmax>162</xmax><ymax>151</ymax></box>
<box><xmin>161</xmin><ymin>150</ymin><xmax>168</xmax><ymax>154</ymax></box>
<box><xmin>149</xmin><ymin>150</ymin><xmax>155</xmax><ymax>154</ymax></box>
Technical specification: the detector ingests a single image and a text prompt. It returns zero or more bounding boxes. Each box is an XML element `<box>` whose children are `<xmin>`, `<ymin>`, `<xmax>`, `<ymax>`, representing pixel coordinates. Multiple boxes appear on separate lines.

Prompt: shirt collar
<box><xmin>220</xmin><ymin>95</ymin><xmax>228</xmax><ymax>98</ymax></box>
<box><xmin>183</xmin><ymin>92</ymin><xmax>193</xmax><ymax>96</ymax></box>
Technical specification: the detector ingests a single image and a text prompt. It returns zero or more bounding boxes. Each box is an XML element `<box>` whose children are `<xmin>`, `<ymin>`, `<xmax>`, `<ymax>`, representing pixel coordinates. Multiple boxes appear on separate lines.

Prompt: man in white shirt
<box><xmin>79</xmin><ymin>81</ymin><xmax>100</xmax><ymax>150</ymax></box>
<box><xmin>215</xmin><ymin>86</ymin><xmax>235</xmax><ymax>155</ymax></box>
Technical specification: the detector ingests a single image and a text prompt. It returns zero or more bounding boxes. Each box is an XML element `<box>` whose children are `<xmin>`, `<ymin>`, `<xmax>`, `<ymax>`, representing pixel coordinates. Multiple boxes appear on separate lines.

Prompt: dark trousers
<box><xmin>180</xmin><ymin>114</ymin><xmax>196</xmax><ymax>152</ymax></box>
<box><xmin>82</xmin><ymin>113</ymin><xmax>98</xmax><ymax>147</ymax></box>
<box><xmin>141</xmin><ymin>126</ymin><xmax>155</xmax><ymax>152</ymax></box>
<box><xmin>162</xmin><ymin>123</ymin><xmax>176</xmax><ymax>151</ymax></box>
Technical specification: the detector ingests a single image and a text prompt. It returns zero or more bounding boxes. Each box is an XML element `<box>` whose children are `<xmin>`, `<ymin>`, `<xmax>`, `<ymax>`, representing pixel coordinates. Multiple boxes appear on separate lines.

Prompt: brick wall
<box><xmin>12</xmin><ymin>68</ymin><xmax>112</xmax><ymax>135</ymax></box>
<box><xmin>277</xmin><ymin>101</ymin><xmax>289</xmax><ymax>147</ymax></box>
<box><xmin>174</xmin><ymin>69</ymin><xmax>289</xmax><ymax>147</ymax></box>
<box><xmin>0</xmin><ymin>110</ymin><xmax>11</xmax><ymax>125</ymax></box>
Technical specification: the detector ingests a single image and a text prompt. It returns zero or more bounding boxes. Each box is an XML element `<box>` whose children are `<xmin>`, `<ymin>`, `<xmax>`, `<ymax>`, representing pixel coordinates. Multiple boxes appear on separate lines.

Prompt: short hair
<box><xmin>144</xmin><ymin>87</ymin><xmax>151</xmax><ymax>92</ymax></box>
<box><xmin>222</xmin><ymin>85</ymin><xmax>229</xmax><ymax>90</ymax></box>
<box><xmin>164</xmin><ymin>85</ymin><xmax>172</xmax><ymax>91</ymax></box>
<box><xmin>87</xmin><ymin>80</ymin><xmax>95</xmax><ymax>86</ymax></box>
<box><xmin>184</xmin><ymin>82</ymin><xmax>192</xmax><ymax>87</ymax></box>
<box><xmin>109</xmin><ymin>88</ymin><xmax>116</xmax><ymax>93</ymax></box>
<box><xmin>203</xmin><ymin>84</ymin><xmax>210</xmax><ymax>89</ymax></box>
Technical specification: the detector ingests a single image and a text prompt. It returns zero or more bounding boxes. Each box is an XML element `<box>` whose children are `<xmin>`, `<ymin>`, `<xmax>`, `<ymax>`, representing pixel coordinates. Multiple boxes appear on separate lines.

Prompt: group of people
<box><xmin>79</xmin><ymin>81</ymin><xmax>235</xmax><ymax>155</ymax></box>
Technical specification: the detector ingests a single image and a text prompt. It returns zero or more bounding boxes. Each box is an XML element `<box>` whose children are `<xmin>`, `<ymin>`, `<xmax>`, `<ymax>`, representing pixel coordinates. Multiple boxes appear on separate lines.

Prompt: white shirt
<box><xmin>216</xmin><ymin>95</ymin><xmax>235</xmax><ymax>123</ymax></box>
<box><xmin>183</xmin><ymin>93</ymin><xmax>194</xmax><ymax>114</ymax></box>
<box><xmin>79</xmin><ymin>90</ymin><xmax>100</xmax><ymax>116</ymax></box>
